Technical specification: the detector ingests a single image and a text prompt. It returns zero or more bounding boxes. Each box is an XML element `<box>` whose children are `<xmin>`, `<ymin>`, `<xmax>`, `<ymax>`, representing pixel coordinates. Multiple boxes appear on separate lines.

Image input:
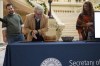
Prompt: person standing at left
<box><xmin>2</xmin><ymin>3</ymin><xmax>25</xmax><ymax>44</ymax></box>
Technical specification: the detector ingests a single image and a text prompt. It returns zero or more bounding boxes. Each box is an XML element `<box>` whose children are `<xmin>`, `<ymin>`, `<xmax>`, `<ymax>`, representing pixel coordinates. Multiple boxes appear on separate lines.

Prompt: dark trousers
<box><xmin>7</xmin><ymin>34</ymin><xmax>25</xmax><ymax>44</ymax></box>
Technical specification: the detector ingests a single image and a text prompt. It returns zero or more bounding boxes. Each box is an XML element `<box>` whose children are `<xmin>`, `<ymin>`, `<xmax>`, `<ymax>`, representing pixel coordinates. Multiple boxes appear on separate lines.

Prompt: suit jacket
<box><xmin>24</xmin><ymin>13</ymin><xmax>48</xmax><ymax>41</ymax></box>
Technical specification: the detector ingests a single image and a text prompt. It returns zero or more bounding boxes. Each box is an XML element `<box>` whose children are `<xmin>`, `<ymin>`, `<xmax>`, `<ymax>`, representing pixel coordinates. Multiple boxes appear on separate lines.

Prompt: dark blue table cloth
<box><xmin>3</xmin><ymin>42</ymin><xmax>100</xmax><ymax>66</ymax></box>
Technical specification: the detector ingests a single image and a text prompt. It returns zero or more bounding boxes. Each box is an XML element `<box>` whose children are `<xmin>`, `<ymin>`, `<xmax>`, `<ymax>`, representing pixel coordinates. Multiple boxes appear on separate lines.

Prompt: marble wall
<box><xmin>0</xmin><ymin>0</ymin><xmax>3</xmax><ymax>43</ymax></box>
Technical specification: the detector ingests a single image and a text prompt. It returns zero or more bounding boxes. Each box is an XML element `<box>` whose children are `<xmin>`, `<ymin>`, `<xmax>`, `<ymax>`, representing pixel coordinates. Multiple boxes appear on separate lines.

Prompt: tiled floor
<box><xmin>0</xmin><ymin>46</ymin><xmax>6</xmax><ymax>66</ymax></box>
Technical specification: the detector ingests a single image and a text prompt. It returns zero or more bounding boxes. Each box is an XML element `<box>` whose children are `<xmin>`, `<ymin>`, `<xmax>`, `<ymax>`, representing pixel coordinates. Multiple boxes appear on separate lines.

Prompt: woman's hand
<box><xmin>79</xmin><ymin>34</ymin><xmax>83</xmax><ymax>41</ymax></box>
<box><xmin>86</xmin><ymin>22</ymin><xmax>93</xmax><ymax>27</ymax></box>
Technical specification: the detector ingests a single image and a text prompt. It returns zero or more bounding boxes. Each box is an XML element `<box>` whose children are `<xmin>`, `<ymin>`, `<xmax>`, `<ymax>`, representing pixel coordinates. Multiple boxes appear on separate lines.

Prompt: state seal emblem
<box><xmin>40</xmin><ymin>58</ymin><xmax>62</xmax><ymax>66</ymax></box>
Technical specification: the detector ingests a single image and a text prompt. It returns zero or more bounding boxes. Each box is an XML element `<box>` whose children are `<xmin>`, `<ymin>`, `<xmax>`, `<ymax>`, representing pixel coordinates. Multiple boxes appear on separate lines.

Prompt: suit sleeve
<box><xmin>24</xmin><ymin>15</ymin><xmax>32</xmax><ymax>35</ymax></box>
<box><xmin>38</xmin><ymin>15</ymin><xmax>48</xmax><ymax>35</ymax></box>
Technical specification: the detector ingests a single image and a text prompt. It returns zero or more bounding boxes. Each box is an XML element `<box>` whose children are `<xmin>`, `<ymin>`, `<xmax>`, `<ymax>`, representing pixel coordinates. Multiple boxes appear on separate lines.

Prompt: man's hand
<box><xmin>3</xmin><ymin>37</ymin><xmax>7</xmax><ymax>43</ymax></box>
<box><xmin>32</xmin><ymin>30</ymin><xmax>38</xmax><ymax>39</ymax></box>
<box><xmin>2</xmin><ymin>30</ymin><xmax>7</xmax><ymax>43</ymax></box>
<box><xmin>32</xmin><ymin>30</ymin><xmax>38</xmax><ymax>34</ymax></box>
<box><xmin>32</xmin><ymin>34</ymin><xmax>37</xmax><ymax>39</ymax></box>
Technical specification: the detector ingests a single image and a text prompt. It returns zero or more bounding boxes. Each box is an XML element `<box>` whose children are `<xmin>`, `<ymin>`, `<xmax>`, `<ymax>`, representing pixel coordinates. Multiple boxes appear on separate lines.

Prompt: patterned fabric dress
<box><xmin>76</xmin><ymin>13</ymin><xmax>94</xmax><ymax>40</ymax></box>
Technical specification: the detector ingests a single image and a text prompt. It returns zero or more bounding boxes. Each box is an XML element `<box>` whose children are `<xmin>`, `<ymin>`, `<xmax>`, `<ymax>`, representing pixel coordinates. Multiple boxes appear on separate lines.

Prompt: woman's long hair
<box><xmin>82</xmin><ymin>1</ymin><xmax>94</xmax><ymax>21</ymax></box>
<box><xmin>82</xmin><ymin>1</ymin><xmax>94</xmax><ymax>16</ymax></box>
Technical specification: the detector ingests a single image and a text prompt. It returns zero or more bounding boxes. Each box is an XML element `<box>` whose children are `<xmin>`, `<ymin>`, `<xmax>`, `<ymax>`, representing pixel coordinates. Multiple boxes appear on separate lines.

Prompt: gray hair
<box><xmin>34</xmin><ymin>4</ymin><xmax>44</xmax><ymax>14</ymax></box>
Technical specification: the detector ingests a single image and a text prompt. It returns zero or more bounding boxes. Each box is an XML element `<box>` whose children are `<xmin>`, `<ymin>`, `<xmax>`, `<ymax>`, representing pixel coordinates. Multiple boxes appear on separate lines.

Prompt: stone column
<box><xmin>0</xmin><ymin>0</ymin><xmax>3</xmax><ymax>43</ymax></box>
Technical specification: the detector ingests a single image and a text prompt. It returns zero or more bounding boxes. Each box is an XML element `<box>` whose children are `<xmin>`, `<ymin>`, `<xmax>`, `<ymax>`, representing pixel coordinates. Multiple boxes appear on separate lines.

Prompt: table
<box><xmin>3</xmin><ymin>42</ymin><xmax>100</xmax><ymax>66</ymax></box>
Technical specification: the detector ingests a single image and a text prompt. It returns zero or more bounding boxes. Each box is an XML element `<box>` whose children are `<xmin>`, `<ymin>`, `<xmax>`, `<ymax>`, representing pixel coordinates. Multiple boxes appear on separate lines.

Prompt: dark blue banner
<box><xmin>3</xmin><ymin>42</ymin><xmax>100</xmax><ymax>66</ymax></box>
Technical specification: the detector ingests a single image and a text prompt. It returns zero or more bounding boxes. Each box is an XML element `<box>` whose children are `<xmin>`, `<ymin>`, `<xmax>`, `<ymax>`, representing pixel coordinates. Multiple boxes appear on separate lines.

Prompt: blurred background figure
<box><xmin>76</xmin><ymin>1</ymin><xmax>94</xmax><ymax>41</ymax></box>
